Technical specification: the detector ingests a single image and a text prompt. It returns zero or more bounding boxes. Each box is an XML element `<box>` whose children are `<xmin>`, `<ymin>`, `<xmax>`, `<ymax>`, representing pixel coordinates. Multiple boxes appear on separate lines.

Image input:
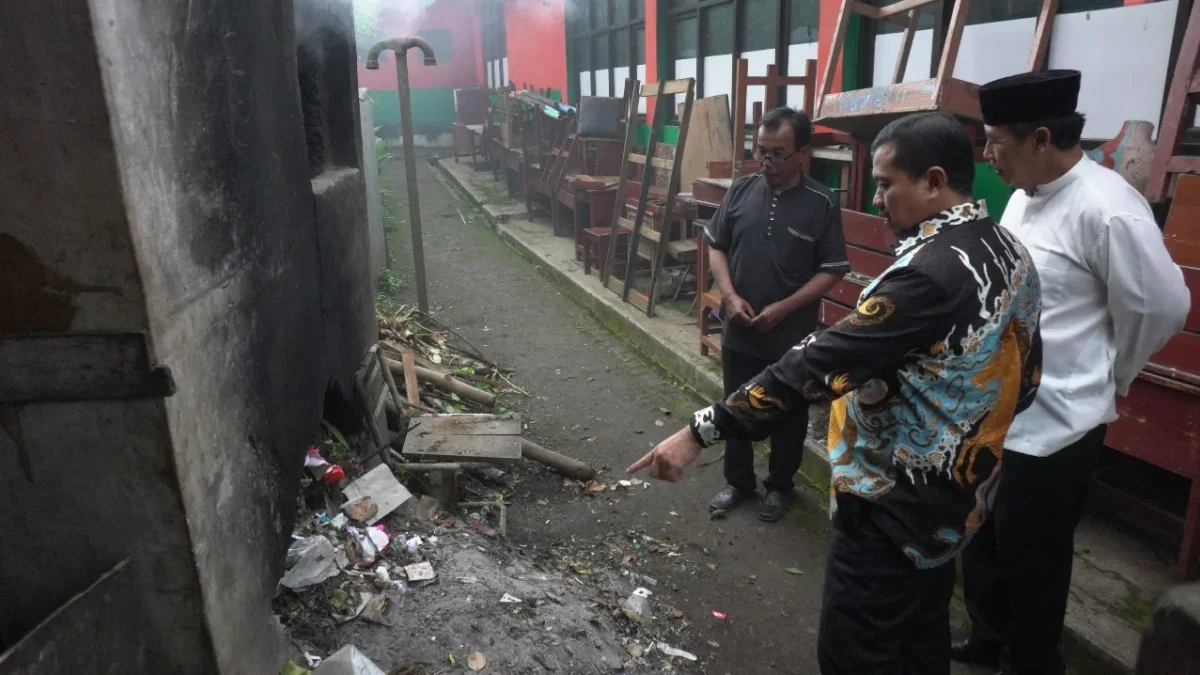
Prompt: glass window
<box><xmin>579</xmin><ymin>39</ymin><xmax>592</xmax><ymax>71</ymax></box>
<box><xmin>614</xmin><ymin>0</ymin><xmax>630</xmax><ymax>24</ymax></box>
<box><xmin>674</xmin><ymin>15</ymin><xmax>698</xmax><ymax>59</ymax></box>
<box><xmin>595</xmin><ymin>0</ymin><xmax>610</xmax><ymax>28</ymax></box>
<box><xmin>703</xmin><ymin>3</ymin><xmax>735</xmax><ymax>55</ymax></box>
<box><xmin>632</xmin><ymin>0</ymin><xmax>642</xmax><ymax>19</ymax></box>
<box><xmin>596</xmin><ymin>32</ymin><xmax>611</xmax><ymax>68</ymax></box>
<box><xmin>743</xmin><ymin>0</ymin><xmax>778</xmax><ymax>52</ymax></box>
<box><xmin>789</xmin><ymin>0</ymin><xmax>820</xmax><ymax>44</ymax></box>
<box><xmin>670</xmin><ymin>0</ymin><xmax>695</xmax><ymax>10</ymax></box>
<box><xmin>636</xmin><ymin>26</ymin><xmax>646</xmax><ymax>64</ymax></box>
<box><xmin>613</xmin><ymin>27</ymin><xmax>631</xmax><ymax>67</ymax></box>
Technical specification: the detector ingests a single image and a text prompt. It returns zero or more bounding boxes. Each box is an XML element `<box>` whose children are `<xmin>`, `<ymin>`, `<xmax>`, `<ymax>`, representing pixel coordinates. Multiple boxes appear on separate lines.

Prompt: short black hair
<box><xmin>759</xmin><ymin>107</ymin><xmax>813</xmax><ymax>149</ymax></box>
<box><xmin>1007</xmin><ymin>112</ymin><xmax>1087</xmax><ymax>150</ymax></box>
<box><xmin>871</xmin><ymin>112</ymin><xmax>975</xmax><ymax>195</ymax></box>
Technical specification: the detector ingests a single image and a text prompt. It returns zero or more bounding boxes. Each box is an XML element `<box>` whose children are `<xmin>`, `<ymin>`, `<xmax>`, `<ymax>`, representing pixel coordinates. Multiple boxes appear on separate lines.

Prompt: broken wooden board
<box><xmin>678</xmin><ymin>95</ymin><xmax>733</xmax><ymax>191</ymax></box>
<box><xmin>402</xmin><ymin>414</ymin><xmax>523</xmax><ymax>463</ymax></box>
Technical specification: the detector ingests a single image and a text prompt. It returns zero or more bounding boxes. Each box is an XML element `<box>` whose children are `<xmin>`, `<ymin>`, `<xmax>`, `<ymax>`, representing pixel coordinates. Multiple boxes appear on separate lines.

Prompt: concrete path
<box><xmin>381</xmin><ymin>155</ymin><xmax>1001</xmax><ymax>673</ymax></box>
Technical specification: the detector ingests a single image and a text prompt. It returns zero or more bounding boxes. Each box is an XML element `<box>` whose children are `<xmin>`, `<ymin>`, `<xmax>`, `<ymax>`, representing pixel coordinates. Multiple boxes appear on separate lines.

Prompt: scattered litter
<box><xmin>581</xmin><ymin>480</ymin><xmax>607</xmax><ymax>495</ymax></box>
<box><xmin>404</xmin><ymin>562</ymin><xmax>436</xmax><ymax>582</ymax></box>
<box><xmin>656</xmin><ymin>643</ymin><xmax>698</xmax><ymax>662</ymax></box>
<box><xmin>456</xmin><ymin>576</ymin><xmax>479</xmax><ymax>584</ymax></box>
<box><xmin>468</xmin><ymin>651</ymin><xmax>487</xmax><ymax>671</ymax></box>
<box><xmin>545</xmin><ymin>591</ymin><xmax>564</xmax><ymax>604</ymax></box>
<box><xmin>711</xmin><ymin>610</ymin><xmax>727</xmax><ymax>620</ymax></box>
<box><xmin>404</xmin><ymin>535</ymin><xmax>423</xmax><ymax>554</ymax></box>
<box><xmin>499</xmin><ymin>593</ymin><xmax>524</xmax><ymax>604</ymax></box>
<box><xmin>312</xmin><ymin>645</ymin><xmax>386</xmax><ymax>675</ymax></box>
<box><xmin>668</xmin><ymin>606</ymin><xmax>684</xmax><ymax>619</ymax></box>
<box><xmin>669</xmin><ymin>511</ymin><xmax>679</xmax><ymax>517</ymax></box>
<box><xmin>323</xmin><ymin>466</ymin><xmax>346</xmax><ymax>484</ymax></box>
<box><xmin>618</xmin><ymin>480</ymin><xmax>632</xmax><ymax>488</ymax></box>
<box><xmin>342</xmin><ymin>497</ymin><xmax>379</xmax><ymax>524</ymax></box>
<box><xmin>330</xmin><ymin>513</ymin><xmax>349</xmax><ymax>529</ymax></box>
<box><xmin>399</xmin><ymin>494</ymin><xmax>442</xmax><ymax>522</ymax></box>
<box><xmin>333</xmin><ymin>591</ymin><xmax>372</xmax><ymax>623</ymax></box>
<box><xmin>626</xmin><ymin>643</ymin><xmax>644</xmax><ymax>658</ymax></box>
<box><xmin>304</xmin><ymin>653</ymin><xmax>323</xmax><ymax>668</ymax></box>
<box><xmin>622</xmin><ymin>587</ymin><xmax>653</xmax><ymax>621</ymax></box>
<box><xmin>343</xmin><ymin>465</ymin><xmax>413</xmax><ymax>525</ymax></box>
<box><xmin>367</xmin><ymin>525</ymin><xmax>390</xmax><ymax>551</ymax></box>
<box><xmin>358</xmin><ymin>592</ymin><xmax>392</xmax><ymax>626</ymax></box>
<box><xmin>374</xmin><ymin>565</ymin><xmax>390</xmax><ymax>583</ymax></box>
<box><xmin>536</xmin><ymin>498</ymin><xmax>549</xmax><ymax>506</ymax></box>
<box><xmin>347</xmin><ymin>527</ymin><xmax>380</xmax><ymax>565</ymax></box>
<box><xmin>785</xmin><ymin>567</ymin><xmax>805</xmax><ymax>576</ymax></box>
<box><xmin>280</xmin><ymin>536</ymin><xmax>341</xmax><ymax>590</ymax></box>
<box><xmin>631</xmin><ymin>478</ymin><xmax>644</xmax><ymax>487</ymax></box>
<box><xmin>654</xmin><ymin>420</ymin><xmax>665</xmax><ymax>427</ymax></box>
<box><xmin>280</xmin><ymin>660</ymin><xmax>309</xmax><ymax>675</ymax></box>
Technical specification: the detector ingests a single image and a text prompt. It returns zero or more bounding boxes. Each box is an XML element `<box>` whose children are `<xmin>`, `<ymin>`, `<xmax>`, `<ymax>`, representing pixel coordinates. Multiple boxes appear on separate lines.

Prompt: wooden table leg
<box><xmin>1179</xmin><ymin>479</ymin><xmax>1200</xmax><ymax>580</ymax></box>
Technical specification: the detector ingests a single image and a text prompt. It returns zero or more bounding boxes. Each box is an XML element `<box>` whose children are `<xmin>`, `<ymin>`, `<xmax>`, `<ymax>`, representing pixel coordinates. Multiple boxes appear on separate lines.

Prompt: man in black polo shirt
<box><xmin>703</xmin><ymin>107</ymin><xmax>850</xmax><ymax>522</ymax></box>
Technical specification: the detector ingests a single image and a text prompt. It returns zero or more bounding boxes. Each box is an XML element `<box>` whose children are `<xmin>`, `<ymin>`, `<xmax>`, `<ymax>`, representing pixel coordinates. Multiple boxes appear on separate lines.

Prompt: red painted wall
<box><xmin>645</xmin><ymin>0</ymin><xmax>660</xmax><ymax>120</ymax></box>
<box><xmin>357</xmin><ymin>0</ymin><xmax>483</xmax><ymax>91</ymax></box>
<box><xmin>504</xmin><ymin>0</ymin><xmax>569</xmax><ymax>94</ymax></box>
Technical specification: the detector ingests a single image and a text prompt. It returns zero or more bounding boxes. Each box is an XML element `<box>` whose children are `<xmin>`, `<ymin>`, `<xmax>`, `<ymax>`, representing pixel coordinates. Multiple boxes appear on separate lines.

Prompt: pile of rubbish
<box><xmin>378</xmin><ymin>306</ymin><xmax>526</xmax><ymax>415</ymax></box>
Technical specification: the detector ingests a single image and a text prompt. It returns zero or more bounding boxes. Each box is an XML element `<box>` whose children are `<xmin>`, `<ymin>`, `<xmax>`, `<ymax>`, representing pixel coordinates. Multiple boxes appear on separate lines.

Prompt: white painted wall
<box><xmin>872</xmin><ymin>1</ymin><xmax>1179</xmax><ymax>140</ymax></box>
<box><xmin>742</xmin><ymin>48</ymin><xmax>775</xmax><ymax>120</ymax></box>
<box><xmin>787</xmin><ymin>42</ymin><xmax>820</xmax><ymax>111</ymax></box>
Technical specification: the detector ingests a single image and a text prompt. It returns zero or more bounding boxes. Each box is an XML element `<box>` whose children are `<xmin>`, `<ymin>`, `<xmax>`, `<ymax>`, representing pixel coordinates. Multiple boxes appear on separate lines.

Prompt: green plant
<box><xmin>376</xmin><ymin>268</ymin><xmax>409</xmax><ymax>315</ymax></box>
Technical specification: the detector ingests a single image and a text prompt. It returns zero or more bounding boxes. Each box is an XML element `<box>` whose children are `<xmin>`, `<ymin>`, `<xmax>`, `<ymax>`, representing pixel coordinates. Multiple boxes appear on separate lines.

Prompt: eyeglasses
<box><xmin>753</xmin><ymin>149</ymin><xmax>801</xmax><ymax>164</ymax></box>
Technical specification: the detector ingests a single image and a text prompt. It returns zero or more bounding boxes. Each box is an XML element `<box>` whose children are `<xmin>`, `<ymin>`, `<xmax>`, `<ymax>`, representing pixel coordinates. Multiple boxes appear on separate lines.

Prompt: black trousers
<box><xmin>722</xmin><ymin>347</ymin><xmax>809</xmax><ymax>493</ymax></box>
<box><xmin>818</xmin><ymin>499</ymin><xmax>957</xmax><ymax>675</ymax></box>
<box><xmin>960</xmin><ymin>425</ymin><xmax>1107</xmax><ymax>675</ymax></box>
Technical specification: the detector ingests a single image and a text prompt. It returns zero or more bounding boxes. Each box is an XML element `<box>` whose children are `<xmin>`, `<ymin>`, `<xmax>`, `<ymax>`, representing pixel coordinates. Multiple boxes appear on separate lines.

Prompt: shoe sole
<box><xmin>758</xmin><ymin>511</ymin><xmax>785</xmax><ymax>522</ymax></box>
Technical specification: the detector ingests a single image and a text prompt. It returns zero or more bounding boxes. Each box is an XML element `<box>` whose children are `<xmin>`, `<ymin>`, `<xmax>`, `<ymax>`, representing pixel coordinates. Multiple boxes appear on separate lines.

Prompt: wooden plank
<box><xmin>1025</xmin><ymin>0</ymin><xmax>1062</xmax><ymax>72</ymax></box>
<box><xmin>893</xmin><ymin>9</ymin><xmax>921</xmax><ymax>85</ymax></box>
<box><xmin>820</xmin><ymin>298</ymin><xmax>852</xmax><ymax>326</ymax></box>
<box><xmin>408</xmin><ymin>414</ymin><xmax>522</xmax><ymax>436</ymax></box>
<box><xmin>0</xmin><ymin>560</ymin><xmax>143</xmax><ymax>674</ymax></box>
<box><xmin>1167</xmin><ymin>239</ymin><xmax>1200</xmax><ymax>269</ymax></box>
<box><xmin>1184</xmin><ymin>267</ymin><xmax>1200</xmax><ymax>333</ymax></box>
<box><xmin>1148</xmin><ymin>331</ymin><xmax>1200</xmax><ymax>376</ymax></box>
<box><xmin>827</xmin><ymin>278</ymin><xmax>868</xmax><ymax>307</ymax></box>
<box><xmin>846</xmin><ymin>245</ymin><xmax>895</xmax><ymax>278</ymax></box>
<box><xmin>679</xmin><ymin>95</ymin><xmax>734</xmax><ymax>191</ymax></box>
<box><xmin>1107</xmin><ymin>376</ymin><xmax>1200</xmax><ymax>478</ymax></box>
<box><xmin>873</xmin><ymin>0</ymin><xmax>942</xmax><ymax>19</ymax></box>
<box><xmin>0</xmin><ymin>333</ymin><xmax>175</xmax><ymax>404</ymax></box>
<box><xmin>842</xmin><ymin>210</ymin><xmax>894</xmax><ymax>253</ymax></box>
<box><xmin>401</xmin><ymin>350</ymin><xmax>421</xmax><ymax>406</ymax></box>
<box><xmin>403</xmin><ymin>433</ymin><xmax>523</xmax><ymax>463</ymax></box>
<box><xmin>1145</xmin><ymin>1</ymin><xmax>1200</xmax><ymax>202</ymax></box>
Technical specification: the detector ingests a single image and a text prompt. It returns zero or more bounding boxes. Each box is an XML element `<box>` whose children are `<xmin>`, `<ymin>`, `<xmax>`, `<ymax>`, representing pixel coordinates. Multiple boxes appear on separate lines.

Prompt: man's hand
<box><xmin>626</xmin><ymin>427</ymin><xmax>703</xmax><ymax>482</ymax></box>
<box><xmin>725</xmin><ymin>294</ymin><xmax>756</xmax><ymax>326</ymax></box>
<box><xmin>750</xmin><ymin>300</ymin><xmax>790</xmax><ymax>333</ymax></box>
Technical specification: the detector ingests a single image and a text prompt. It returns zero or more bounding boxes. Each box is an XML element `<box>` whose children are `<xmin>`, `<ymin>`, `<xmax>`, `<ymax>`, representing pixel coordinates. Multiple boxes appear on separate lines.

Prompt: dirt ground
<box><xmin>300</xmin><ymin>153</ymin><xmax>996</xmax><ymax>674</ymax></box>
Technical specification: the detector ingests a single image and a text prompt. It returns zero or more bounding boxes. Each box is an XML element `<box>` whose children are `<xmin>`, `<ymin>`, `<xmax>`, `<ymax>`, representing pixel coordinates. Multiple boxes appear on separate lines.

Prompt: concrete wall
<box><xmin>1</xmin><ymin>0</ymin><xmax>375</xmax><ymax>671</ymax></box>
<box><xmin>361</xmin><ymin>92</ymin><xmax>387</xmax><ymax>273</ymax></box>
<box><xmin>0</xmin><ymin>1</ymin><xmax>216</xmax><ymax>670</ymax></box>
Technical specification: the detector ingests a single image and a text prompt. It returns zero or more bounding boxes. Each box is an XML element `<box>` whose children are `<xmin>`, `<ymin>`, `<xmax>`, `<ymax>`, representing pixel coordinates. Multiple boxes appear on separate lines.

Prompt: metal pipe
<box><xmin>365</xmin><ymin>37</ymin><xmax>438</xmax><ymax>313</ymax></box>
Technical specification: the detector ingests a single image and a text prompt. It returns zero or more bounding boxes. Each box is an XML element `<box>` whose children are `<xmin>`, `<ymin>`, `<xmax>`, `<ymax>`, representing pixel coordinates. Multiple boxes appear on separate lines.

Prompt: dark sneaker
<box><xmin>708</xmin><ymin>485</ymin><xmax>753</xmax><ymax>512</ymax></box>
<box><xmin>758</xmin><ymin>490</ymin><xmax>792</xmax><ymax>522</ymax></box>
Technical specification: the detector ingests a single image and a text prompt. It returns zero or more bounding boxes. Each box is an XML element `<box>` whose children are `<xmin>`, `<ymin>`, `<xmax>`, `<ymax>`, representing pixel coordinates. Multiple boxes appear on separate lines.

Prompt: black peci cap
<box><xmin>978</xmin><ymin>70</ymin><xmax>1081</xmax><ymax>126</ymax></box>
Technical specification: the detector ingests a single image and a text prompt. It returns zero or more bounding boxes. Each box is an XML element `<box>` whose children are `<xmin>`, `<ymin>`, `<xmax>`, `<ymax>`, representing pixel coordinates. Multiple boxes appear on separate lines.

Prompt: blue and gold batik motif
<box><xmin>690</xmin><ymin>202</ymin><xmax>1042</xmax><ymax>569</ymax></box>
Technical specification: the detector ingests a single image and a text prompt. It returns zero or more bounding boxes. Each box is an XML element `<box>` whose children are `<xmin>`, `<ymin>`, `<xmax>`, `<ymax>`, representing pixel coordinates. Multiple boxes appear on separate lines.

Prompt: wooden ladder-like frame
<box><xmin>1144</xmin><ymin>0</ymin><xmax>1200</xmax><ymax>204</ymax></box>
<box><xmin>602</xmin><ymin>77</ymin><xmax>697</xmax><ymax>317</ymax></box>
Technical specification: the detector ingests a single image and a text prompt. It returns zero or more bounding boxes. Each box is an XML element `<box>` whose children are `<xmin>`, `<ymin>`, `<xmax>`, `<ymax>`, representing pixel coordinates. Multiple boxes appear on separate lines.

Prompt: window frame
<box><xmin>571</xmin><ymin>0</ymin><xmax>647</xmax><ymax>99</ymax></box>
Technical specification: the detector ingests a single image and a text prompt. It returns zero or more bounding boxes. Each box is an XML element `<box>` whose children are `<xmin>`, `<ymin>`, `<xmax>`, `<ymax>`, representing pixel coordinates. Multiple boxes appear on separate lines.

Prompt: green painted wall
<box><xmin>635</xmin><ymin>123</ymin><xmax>679</xmax><ymax>149</ymax></box>
<box><xmin>368</xmin><ymin>88</ymin><xmax>457</xmax><ymax>136</ymax></box>
<box><xmin>859</xmin><ymin>163</ymin><xmax>1014</xmax><ymax>217</ymax></box>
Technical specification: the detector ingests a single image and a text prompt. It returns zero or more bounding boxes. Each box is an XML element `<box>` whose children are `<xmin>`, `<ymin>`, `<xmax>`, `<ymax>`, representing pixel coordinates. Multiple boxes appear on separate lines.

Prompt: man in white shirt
<box><xmin>952</xmin><ymin>70</ymin><xmax>1191</xmax><ymax>675</ymax></box>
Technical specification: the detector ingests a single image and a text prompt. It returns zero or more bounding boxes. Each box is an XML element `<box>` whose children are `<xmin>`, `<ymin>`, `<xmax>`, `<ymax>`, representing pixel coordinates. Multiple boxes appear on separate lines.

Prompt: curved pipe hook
<box><xmin>364</xmin><ymin>36</ymin><xmax>437</xmax><ymax>69</ymax></box>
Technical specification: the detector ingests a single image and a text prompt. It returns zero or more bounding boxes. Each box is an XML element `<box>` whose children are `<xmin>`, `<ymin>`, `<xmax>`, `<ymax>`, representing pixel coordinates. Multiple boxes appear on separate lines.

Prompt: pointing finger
<box><xmin>627</xmin><ymin>449</ymin><xmax>655</xmax><ymax>475</ymax></box>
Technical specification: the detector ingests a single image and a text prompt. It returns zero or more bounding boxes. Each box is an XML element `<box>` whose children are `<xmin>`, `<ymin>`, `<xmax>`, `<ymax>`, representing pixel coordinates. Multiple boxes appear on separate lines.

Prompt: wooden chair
<box><xmin>451</xmin><ymin>87</ymin><xmax>490</xmax><ymax>168</ymax></box>
<box><xmin>1144</xmin><ymin>0</ymin><xmax>1200</xmax><ymax>203</ymax></box>
<box><xmin>353</xmin><ymin>344</ymin><xmax>407</xmax><ymax>465</ymax></box>
<box><xmin>602</xmin><ymin>77</ymin><xmax>698</xmax><ymax>317</ymax></box>
<box><xmin>731</xmin><ymin>58</ymin><xmax>818</xmax><ymax>177</ymax></box>
<box><xmin>696</xmin><ymin>230</ymin><xmax>722</xmax><ymax>359</ymax></box>
<box><xmin>814</xmin><ymin>0</ymin><xmax>1059</xmax><ymax>134</ymax></box>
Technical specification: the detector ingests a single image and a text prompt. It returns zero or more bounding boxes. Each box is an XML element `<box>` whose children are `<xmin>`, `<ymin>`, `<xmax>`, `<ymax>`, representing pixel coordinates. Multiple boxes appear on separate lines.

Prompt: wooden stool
<box><xmin>582</xmin><ymin>227</ymin><xmax>610</xmax><ymax>278</ymax></box>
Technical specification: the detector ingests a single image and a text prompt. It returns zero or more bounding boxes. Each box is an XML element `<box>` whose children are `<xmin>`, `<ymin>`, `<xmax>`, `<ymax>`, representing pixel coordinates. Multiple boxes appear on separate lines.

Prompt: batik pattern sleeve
<box><xmin>815</xmin><ymin>200</ymin><xmax>851</xmax><ymax>274</ymax></box>
<box><xmin>689</xmin><ymin>267</ymin><xmax>955</xmax><ymax>446</ymax></box>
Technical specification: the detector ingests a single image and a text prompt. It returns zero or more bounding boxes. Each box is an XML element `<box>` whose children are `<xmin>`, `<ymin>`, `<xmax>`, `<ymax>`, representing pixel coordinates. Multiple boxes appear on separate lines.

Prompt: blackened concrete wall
<box><xmin>1</xmin><ymin>0</ymin><xmax>375</xmax><ymax>671</ymax></box>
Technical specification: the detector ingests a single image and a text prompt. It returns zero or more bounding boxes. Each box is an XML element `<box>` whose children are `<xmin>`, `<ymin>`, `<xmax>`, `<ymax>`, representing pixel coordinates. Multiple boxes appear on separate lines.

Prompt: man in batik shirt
<box><xmin>629</xmin><ymin>112</ymin><xmax>1042</xmax><ymax>675</ymax></box>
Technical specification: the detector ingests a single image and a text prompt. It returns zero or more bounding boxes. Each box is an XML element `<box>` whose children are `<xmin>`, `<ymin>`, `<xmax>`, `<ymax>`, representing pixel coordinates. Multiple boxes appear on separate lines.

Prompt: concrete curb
<box><xmin>434</xmin><ymin>159</ymin><xmax>1132</xmax><ymax>675</ymax></box>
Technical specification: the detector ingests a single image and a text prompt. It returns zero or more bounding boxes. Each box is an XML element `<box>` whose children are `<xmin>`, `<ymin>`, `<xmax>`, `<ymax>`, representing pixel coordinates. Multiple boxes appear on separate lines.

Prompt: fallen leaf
<box><xmin>448</xmin><ymin>653</ymin><xmax>456</xmax><ymax>665</ymax></box>
<box><xmin>669</xmin><ymin>607</ymin><xmax>684</xmax><ymax>619</ymax></box>
<box><xmin>562</xmin><ymin>478</ymin><xmax>574</xmax><ymax>487</ymax></box>
<box><xmin>785</xmin><ymin>567</ymin><xmax>805</xmax><ymax>576</ymax></box>
<box><xmin>707</xmin><ymin>563</ymin><xmax>717</xmax><ymax>570</ymax></box>
<box><xmin>536</xmin><ymin>498</ymin><xmax>549</xmax><ymax>506</ymax></box>
<box><xmin>631</xmin><ymin>478</ymin><xmax>644</xmax><ymax>487</ymax></box>
<box><xmin>343</xmin><ymin>496</ymin><xmax>379</xmax><ymax>523</ymax></box>
<box><xmin>468</xmin><ymin>651</ymin><xmax>487</xmax><ymax>671</ymax></box>
<box><xmin>626</xmin><ymin>643</ymin><xmax>644</xmax><ymax>658</ymax></box>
